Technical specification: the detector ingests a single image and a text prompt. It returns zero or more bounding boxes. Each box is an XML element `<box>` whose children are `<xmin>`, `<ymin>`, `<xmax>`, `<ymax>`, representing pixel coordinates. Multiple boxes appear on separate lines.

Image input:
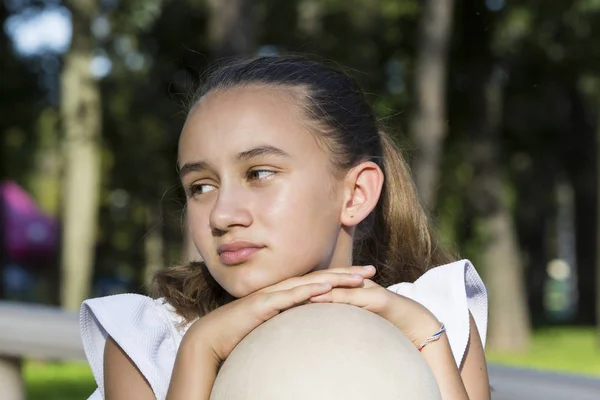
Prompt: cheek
<box><xmin>263</xmin><ymin>179</ymin><xmax>341</xmax><ymax>261</ymax></box>
<box><xmin>187</xmin><ymin>204</ymin><xmax>212</xmax><ymax>249</ymax></box>
<box><xmin>263</xmin><ymin>177</ymin><xmax>338</xmax><ymax>225</ymax></box>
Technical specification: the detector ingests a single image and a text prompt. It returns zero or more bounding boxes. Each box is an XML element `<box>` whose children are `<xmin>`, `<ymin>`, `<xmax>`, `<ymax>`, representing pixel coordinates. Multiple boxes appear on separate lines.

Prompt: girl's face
<box><xmin>178</xmin><ymin>86</ymin><xmax>350</xmax><ymax>298</ymax></box>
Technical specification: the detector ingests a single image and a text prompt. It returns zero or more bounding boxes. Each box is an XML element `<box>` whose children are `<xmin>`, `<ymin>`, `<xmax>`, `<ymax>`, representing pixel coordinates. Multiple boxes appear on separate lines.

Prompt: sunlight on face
<box><xmin>178</xmin><ymin>86</ymin><xmax>346</xmax><ymax>297</ymax></box>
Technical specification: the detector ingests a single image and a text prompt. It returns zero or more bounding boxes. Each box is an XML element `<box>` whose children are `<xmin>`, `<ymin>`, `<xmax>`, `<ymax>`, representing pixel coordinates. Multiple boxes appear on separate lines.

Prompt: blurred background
<box><xmin>1</xmin><ymin>0</ymin><xmax>600</xmax><ymax>398</ymax></box>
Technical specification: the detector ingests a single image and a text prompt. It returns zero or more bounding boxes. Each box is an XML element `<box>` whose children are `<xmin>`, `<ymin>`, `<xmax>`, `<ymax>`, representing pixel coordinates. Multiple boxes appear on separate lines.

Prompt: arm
<box><xmin>459</xmin><ymin>313</ymin><xmax>491</xmax><ymax>400</ymax></box>
<box><xmin>420</xmin><ymin>312</ymin><xmax>491</xmax><ymax>400</ymax></box>
<box><xmin>104</xmin><ymin>336</ymin><xmax>155</xmax><ymax>400</ymax></box>
<box><xmin>309</xmin><ymin>276</ymin><xmax>490</xmax><ymax>400</ymax></box>
<box><xmin>103</xmin><ymin>268</ymin><xmax>369</xmax><ymax>399</ymax></box>
<box><xmin>165</xmin><ymin>337</ymin><xmax>219</xmax><ymax>400</ymax></box>
<box><xmin>163</xmin><ymin>267</ymin><xmax>373</xmax><ymax>399</ymax></box>
<box><xmin>419</xmin><ymin>321</ymin><xmax>470</xmax><ymax>400</ymax></box>
<box><xmin>103</xmin><ymin>331</ymin><xmax>220</xmax><ymax>400</ymax></box>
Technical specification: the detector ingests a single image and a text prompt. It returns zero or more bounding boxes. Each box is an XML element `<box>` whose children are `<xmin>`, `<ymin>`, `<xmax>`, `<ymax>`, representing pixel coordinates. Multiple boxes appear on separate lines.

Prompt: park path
<box><xmin>489</xmin><ymin>364</ymin><xmax>600</xmax><ymax>399</ymax></box>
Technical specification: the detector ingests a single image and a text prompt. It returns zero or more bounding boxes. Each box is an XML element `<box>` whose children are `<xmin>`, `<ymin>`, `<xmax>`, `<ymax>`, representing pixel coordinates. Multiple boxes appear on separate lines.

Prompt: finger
<box><xmin>266</xmin><ymin>283</ymin><xmax>333</xmax><ymax>313</ymax></box>
<box><xmin>263</xmin><ymin>271</ymin><xmax>370</xmax><ymax>293</ymax></box>
<box><xmin>309</xmin><ymin>287</ymin><xmax>389</xmax><ymax>312</ymax></box>
<box><xmin>322</xmin><ymin>265</ymin><xmax>376</xmax><ymax>277</ymax></box>
<box><xmin>361</xmin><ymin>279</ymin><xmax>379</xmax><ymax>289</ymax></box>
<box><xmin>263</xmin><ymin>273</ymin><xmax>361</xmax><ymax>293</ymax></box>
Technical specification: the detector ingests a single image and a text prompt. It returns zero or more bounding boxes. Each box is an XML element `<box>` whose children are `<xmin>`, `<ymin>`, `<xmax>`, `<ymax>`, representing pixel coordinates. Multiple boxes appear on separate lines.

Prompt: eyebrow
<box><xmin>236</xmin><ymin>145</ymin><xmax>291</xmax><ymax>161</ymax></box>
<box><xmin>178</xmin><ymin>145</ymin><xmax>291</xmax><ymax>179</ymax></box>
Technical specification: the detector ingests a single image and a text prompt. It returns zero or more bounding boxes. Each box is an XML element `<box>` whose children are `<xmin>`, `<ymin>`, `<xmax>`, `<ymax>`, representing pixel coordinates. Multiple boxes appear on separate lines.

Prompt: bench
<box><xmin>0</xmin><ymin>301</ymin><xmax>86</xmax><ymax>400</ymax></box>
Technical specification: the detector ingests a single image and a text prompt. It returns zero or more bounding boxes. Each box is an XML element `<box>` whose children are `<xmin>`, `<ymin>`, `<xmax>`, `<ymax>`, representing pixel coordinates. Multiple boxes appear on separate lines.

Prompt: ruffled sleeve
<box><xmin>386</xmin><ymin>259</ymin><xmax>488</xmax><ymax>367</ymax></box>
<box><xmin>79</xmin><ymin>294</ymin><xmax>187</xmax><ymax>400</ymax></box>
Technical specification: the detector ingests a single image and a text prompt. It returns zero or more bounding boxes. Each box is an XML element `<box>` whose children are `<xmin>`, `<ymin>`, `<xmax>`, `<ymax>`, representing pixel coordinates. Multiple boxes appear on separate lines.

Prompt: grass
<box><xmin>24</xmin><ymin>361</ymin><xmax>96</xmax><ymax>400</ymax></box>
<box><xmin>23</xmin><ymin>327</ymin><xmax>600</xmax><ymax>400</ymax></box>
<box><xmin>486</xmin><ymin>327</ymin><xmax>600</xmax><ymax>377</ymax></box>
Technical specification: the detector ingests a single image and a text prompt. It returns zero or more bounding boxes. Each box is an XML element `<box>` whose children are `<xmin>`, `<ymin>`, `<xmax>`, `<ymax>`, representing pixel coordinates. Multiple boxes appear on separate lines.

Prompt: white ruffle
<box><xmin>80</xmin><ymin>260</ymin><xmax>487</xmax><ymax>398</ymax></box>
<box><xmin>387</xmin><ymin>259</ymin><xmax>488</xmax><ymax>366</ymax></box>
<box><xmin>80</xmin><ymin>294</ymin><xmax>187</xmax><ymax>400</ymax></box>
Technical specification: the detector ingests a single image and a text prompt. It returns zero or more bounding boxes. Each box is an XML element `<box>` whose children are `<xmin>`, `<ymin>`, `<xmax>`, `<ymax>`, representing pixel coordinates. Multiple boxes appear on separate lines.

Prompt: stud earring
<box><xmin>350</xmin><ymin>213</ymin><xmax>355</xmax><ymax>218</ymax></box>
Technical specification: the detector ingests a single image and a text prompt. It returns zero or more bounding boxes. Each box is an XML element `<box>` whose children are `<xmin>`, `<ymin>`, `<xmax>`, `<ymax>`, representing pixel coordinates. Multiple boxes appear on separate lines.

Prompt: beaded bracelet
<box><xmin>417</xmin><ymin>323</ymin><xmax>446</xmax><ymax>352</ymax></box>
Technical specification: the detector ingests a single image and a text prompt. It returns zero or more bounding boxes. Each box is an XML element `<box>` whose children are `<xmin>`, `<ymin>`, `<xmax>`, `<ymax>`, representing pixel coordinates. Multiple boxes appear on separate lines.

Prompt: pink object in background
<box><xmin>0</xmin><ymin>180</ymin><xmax>59</xmax><ymax>265</ymax></box>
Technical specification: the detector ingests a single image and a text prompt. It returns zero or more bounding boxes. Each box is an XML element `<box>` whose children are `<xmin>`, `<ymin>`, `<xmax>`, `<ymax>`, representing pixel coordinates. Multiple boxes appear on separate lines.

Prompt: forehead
<box><xmin>178</xmin><ymin>86</ymin><xmax>320</xmax><ymax>164</ymax></box>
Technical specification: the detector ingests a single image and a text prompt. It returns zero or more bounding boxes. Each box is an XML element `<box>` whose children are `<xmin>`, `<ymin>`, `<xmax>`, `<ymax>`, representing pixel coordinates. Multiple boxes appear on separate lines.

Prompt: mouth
<box><xmin>217</xmin><ymin>241</ymin><xmax>264</xmax><ymax>266</ymax></box>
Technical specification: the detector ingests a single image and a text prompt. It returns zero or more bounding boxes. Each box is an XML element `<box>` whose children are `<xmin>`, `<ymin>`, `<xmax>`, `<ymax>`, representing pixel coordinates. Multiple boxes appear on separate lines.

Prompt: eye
<box><xmin>247</xmin><ymin>169</ymin><xmax>276</xmax><ymax>181</ymax></box>
<box><xmin>189</xmin><ymin>183</ymin><xmax>216</xmax><ymax>196</ymax></box>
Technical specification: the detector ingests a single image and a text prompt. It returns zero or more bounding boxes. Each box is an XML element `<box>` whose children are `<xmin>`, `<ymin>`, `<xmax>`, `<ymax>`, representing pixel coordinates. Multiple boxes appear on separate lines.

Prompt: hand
<box><xmin>309</xmin><ymin>269</ymin><xmax>441</xmax><ymax>347</ymax></box>
<box><xmin>180</xmin><ymin>265</ymin><xmax>377</xmax><ymax>363</ymax></box>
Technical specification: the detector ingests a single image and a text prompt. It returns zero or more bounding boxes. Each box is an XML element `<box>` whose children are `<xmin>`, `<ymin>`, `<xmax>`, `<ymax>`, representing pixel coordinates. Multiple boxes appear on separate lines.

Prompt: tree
<box><xmin>471</xmin><ymin>66</ymin><xmax>530</xmax><ymax>351</ymax></box>
<box><xmin>460</xmin><ymin>3</ymin><xmax>531</xmax><ymax>351</ymax></box>
<box><xmin>409</xmin><ymin>0</ymin><xmax>454</xmax><ymax>209</ymax></box>
<box><xmin>596</xmin><ymin>95</ymin><xmax>600</xmax><ymax>345</ymax></box>
<box><xmin>208</xmin><ymin>0</ymin><xmax>256</xmax><ymax>59</ymax></box>
<box><xmin>59</xmin><ymin>0</ymin><xmax>102</xmax><ymax>311</ymax></box>
<box><xmin>0</xmin><ymin>3</ymin><xmax>40</xmax><ymax>300</ymax></box>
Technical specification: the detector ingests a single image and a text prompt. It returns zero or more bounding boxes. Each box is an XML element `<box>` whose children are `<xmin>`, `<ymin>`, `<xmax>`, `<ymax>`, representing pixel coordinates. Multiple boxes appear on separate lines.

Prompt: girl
<box><xmin>80</xmin><ymin>56</ymin><xmax>490</xmax><ymax>399</ymax></box>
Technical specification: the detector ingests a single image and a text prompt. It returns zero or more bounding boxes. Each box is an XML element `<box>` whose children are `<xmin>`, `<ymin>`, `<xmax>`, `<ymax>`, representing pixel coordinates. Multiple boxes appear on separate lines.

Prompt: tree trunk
<box><xmin>470</xmin><ymin>66</ymin><xmax>531</xmax><ymax>351</ymax></box>
<box><xmin>207</xmin><ymin>0</ymin><xmax>256</xmax><ymax>59</ymax></box>
<box><xmin>482</xmin><ymin>209</ymin><xmax>531</xmax><ymax>351</ymax></box>
<box><xmin>59</xmin><ymin>0</ymin><xmax>102</xmax><ymax>311</ymax></box>
<box><xmin>515</xmin><ymin>154</ymin><xmax>556</xmax><ymax>327</ymax></box>
<box><xmin>30</xmin><ymin>109</ymin><xmax>62</xmax><ymax>216</ymax></box>
<box><xmin>596</xmin><ymin>102</ymin><xmax>600</xmax><ymax>346</ymax></box>
<box><xmin>30</xmin><ymin>109</ymin><xmax>62</xmax><ymax>304</ymax></box>
<box><xmin>565</xmin><ymin>85</ymin><xmax>598</xmax><ymax>325</ymax></box>
<box><xmin>409</xmin><ymin>0</ymin><xmax>454</xmax><ymax>209</ymax></box>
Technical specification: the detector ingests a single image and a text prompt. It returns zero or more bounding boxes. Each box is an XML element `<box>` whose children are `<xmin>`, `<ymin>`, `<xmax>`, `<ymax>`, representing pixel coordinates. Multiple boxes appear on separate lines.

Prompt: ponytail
<box><xmin>353</xmin><ymin>130</ymin><xmax>455</xmax><ymax>286</ymax></box>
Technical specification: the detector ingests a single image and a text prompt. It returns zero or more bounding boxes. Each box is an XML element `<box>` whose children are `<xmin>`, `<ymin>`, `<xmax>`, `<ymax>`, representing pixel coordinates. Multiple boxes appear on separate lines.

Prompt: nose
<box><xmin>209</xmin><ymin>184</ymin><xmax>252</xmax><ymax>234</ymax></box>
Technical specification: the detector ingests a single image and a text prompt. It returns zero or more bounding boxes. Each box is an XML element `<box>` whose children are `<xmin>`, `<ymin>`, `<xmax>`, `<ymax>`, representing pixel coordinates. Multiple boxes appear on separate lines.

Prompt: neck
<box><xmin>325</xmin><ymin>226</ymin><xmax>354</xmax><ymax>269</ymax></box>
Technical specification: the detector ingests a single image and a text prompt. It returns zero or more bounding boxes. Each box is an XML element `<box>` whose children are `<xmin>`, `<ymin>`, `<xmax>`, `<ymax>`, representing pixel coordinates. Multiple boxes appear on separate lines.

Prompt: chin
<box><xmin>216</xmin><ymin>272</ymin><xmax>268</xmax><ymax>298</ymax></box>
<box><xmin>218</xmin><ymin>266</ymin><xmax>291</xmax><ymax>298</ymax></box>
<box><xmin>223</xmin><ymin>281</ymin><xmax>266</xmax><ymax>298</ymax></box>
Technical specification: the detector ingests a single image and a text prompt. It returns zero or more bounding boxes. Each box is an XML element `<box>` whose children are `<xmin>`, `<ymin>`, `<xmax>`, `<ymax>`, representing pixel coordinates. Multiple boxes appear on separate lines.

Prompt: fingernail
<box><xmin>352</xmin><ymin>273</ymin><xmax>364</xmax><ymax>279</ymax></box>
<box><xmin>363</xmin><ymin>265</ymin><xmax>375</xmax><ymax>270</ymax></box>
<box><xmin>320</xmin><ymin>283</ymin><xmax>332</xmax><ymax>289</ymax></box>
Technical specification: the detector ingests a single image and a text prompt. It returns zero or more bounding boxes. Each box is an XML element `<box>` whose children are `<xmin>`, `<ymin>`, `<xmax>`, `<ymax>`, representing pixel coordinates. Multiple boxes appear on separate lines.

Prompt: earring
<box><xmin>350</xmin><ymin>213</ymin><xmax>355</xmax><ymax>218</ymax></box>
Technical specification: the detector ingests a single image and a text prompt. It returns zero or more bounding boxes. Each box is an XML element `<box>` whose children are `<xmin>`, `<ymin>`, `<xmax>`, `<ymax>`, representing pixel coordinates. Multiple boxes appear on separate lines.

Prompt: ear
<box><xmin>340</xmin><ymin>161</ymin><xmax>384</xmax><ymax>227</ymax></box>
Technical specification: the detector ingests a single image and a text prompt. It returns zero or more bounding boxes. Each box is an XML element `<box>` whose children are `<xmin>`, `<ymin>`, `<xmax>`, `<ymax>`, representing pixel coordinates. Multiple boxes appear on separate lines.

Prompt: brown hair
<box><xmin>153</xmin><ymin>56</ymin><xmax>455</xmax><ymax>321</ymax></box>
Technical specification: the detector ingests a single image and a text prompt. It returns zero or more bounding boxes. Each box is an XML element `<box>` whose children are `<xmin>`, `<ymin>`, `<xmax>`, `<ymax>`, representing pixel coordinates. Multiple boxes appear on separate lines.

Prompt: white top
<box><xmin>80</xmin><ymin>259</ymin><xmax>487</xmax><ymax>400</ymax></box>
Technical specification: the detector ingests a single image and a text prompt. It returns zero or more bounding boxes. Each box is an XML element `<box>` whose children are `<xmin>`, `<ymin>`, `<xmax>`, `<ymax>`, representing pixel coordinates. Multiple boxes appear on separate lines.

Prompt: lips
<box><xmin>217</xmin><ymin>241</ymin><xmax>264</xmax><ymax>265</ymax></box>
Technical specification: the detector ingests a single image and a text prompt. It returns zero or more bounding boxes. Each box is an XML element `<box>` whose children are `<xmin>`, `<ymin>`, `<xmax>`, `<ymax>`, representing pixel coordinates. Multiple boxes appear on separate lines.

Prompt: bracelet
<box><xmin>417</xmin><ymin>323</ymin><xmax>446</xmax><ymax>352</ymax></box>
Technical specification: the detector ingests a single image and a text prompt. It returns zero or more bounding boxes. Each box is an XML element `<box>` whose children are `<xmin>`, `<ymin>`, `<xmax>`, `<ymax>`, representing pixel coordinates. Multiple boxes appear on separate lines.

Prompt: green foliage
<box><xmin>3</xmin><ymin>0</ymin><xmax>600</xmax><ymax>324</ymax></box>
<box><xmin>0</xmin><ymin>6</ymin><xmax>43</xmax><ymax>183</ymax></box>
<box><xmin>111</xmin><ymin>0</ymin><xmax>172</xmax><ymax>33</ymax></box>
<box><xmin>492</xmin><ymin>6</ymin><xmax>532</xmax><ymax>55</ymax></box>
<box><xmin>575</xmin><ymin>0</ymin><xmax>600</xmax><ymax>13</ymax></box>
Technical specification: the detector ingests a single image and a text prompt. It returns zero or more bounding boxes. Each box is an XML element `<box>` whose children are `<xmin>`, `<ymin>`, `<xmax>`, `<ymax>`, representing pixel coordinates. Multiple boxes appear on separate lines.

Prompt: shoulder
<box><xmin>387</xmin><ymin>260</ymin><xmax>488</xmax><ymax>367</ymax></box>
<box><xmin>80</xmin><ymin>293</ymin><xmax>193</xmax><ymax>399</ymax></box>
